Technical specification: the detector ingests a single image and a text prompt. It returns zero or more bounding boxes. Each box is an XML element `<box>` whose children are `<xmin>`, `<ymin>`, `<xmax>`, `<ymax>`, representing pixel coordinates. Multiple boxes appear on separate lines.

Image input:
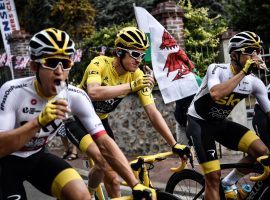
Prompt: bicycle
<box><xmin>165</xmin><ymin>155</ymin><xmax>270</xmax><ymax>200</ymax></box>
<box><xmin>84</xmin><ymin>151</ymin><xmax>193</xmax><ymax>200</ymax></box>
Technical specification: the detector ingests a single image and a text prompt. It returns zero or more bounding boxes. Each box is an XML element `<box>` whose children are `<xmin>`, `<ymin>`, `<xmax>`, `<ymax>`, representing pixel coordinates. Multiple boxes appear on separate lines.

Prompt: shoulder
<box><xmin>0</xmin><ymin>77</ymin><xmax>32</xmax><ymax>93</ymax></box>
<box><xmin>68</xmin><ymin>84</ymin><xmax>90</xmax><ymax>99</ymax></box>
<box><xmin>90</xmin><ymin>55</ymin><xmax>113</xmax><ymax>67</ymax></box>
<box><xmin>207</xmin><ymin>63</ymin><xmax>229</xmax><ymax>75</ymax></box>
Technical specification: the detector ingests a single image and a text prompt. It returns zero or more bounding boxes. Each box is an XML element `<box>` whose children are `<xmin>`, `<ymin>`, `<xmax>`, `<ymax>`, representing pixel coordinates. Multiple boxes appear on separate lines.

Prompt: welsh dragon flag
<box><xmin>134</xmin><ymin>6</ymin><xmax>199</xmax><ymax>104</ymax></box>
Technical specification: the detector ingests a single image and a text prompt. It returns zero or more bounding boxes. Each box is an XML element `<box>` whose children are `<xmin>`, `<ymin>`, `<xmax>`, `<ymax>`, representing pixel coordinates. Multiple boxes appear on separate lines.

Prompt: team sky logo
<box><xmin>159</xmin><ymin>30</ymin><xmax>195</xmax><ymax>81</ymax></box>
<box><xmin>215</xmin><ymin>93</ymin><xmax>241</xmax><ymax>107</ymax></box>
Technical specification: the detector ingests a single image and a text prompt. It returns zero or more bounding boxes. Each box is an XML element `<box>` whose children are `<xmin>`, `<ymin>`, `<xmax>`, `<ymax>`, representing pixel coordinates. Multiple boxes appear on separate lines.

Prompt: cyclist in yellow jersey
<box><xmin>78</xmin><ymin>27</ymin><xmax>191</xmax><ymax>198</ymax></box>
<box><xmin>0</xmin><ymin>28</ymin><xmax>158</xmax><ymax>200</ymax></box>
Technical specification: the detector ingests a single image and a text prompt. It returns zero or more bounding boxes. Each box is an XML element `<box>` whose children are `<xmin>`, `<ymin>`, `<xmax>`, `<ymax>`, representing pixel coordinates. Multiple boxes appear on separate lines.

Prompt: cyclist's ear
<box><xmin>29</xmin><ymin>61</ymin><xmax>40</xmax><ymax>72</ymax></box>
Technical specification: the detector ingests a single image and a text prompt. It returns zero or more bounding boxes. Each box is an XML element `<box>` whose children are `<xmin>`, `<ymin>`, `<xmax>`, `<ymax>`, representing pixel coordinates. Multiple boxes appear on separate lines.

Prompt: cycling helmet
<box><xmin>228</xmin><ymin>31</ymin><xmax>262</xmax><ymax>54</ymax></box>
<box><xmin>29</xmin><ymin>28</ymin><xmax>75</xmax><ymax>60</ymax></box>
<box><xmin>115</xmin><ymin>27</ymin><xmax>149</xmax><ymax>50</ymax></box>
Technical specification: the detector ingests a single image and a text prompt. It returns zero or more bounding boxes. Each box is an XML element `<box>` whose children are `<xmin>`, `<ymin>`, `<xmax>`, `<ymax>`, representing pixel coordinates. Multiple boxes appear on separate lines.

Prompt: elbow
<box><xmin>210</xmin><ymin>90</ymin><xmax>222</xmax><ymax>101</ymax></box>
<box><xmin>87</xmin><ymin>90</ymin><xmax>100</xmax><ymax>101</ymax></box>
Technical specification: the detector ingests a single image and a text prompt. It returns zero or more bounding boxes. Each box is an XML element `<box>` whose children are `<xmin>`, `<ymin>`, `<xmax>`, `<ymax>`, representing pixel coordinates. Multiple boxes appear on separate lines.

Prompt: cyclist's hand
<box><xmin>242</xmin><ymin>59</ymin><xmax>257</xmax><ymax>75</ymax></box>
<box><xmin>38</xmin><ymin>100</ymin><xmax>69</xmax><ymax>127</ymax></box>
<box><xmin>132</xmin><ymin>183</ymin><xmax>157</xmax><ymax>200</ymax></box>
<box><xmin>130</xmin><ymin>75</ymin><xmax>154</xmax><ymax>92</ymax></box>
<box><xmin>172</xmin><ymin>143</ymin><xmax>192</xmax><ymax>161</ymax></box>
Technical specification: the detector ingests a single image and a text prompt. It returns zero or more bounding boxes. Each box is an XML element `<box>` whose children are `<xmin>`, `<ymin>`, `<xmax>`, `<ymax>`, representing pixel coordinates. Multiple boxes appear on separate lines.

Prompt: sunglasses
<box><xmin>121</xmin><ymin>48</ymin><xmax>146</xmax><ymax>60</ymax></box>
<box><xmin>241</xmin><ymin>47</ymin><xmax>261</xmax><ymax>55</ymax></box>
<box><xmin>35</xmin><ymin>57</ymin><xmax>73</xmax><ymax>71</ymax></box>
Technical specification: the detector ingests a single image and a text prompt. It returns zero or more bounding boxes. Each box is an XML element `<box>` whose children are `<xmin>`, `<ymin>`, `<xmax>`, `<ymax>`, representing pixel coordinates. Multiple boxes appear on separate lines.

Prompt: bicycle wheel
<box><xmin>157</xmin><ymin>191</ymin><xmax>182</xmax><ymax>200</ymax></box>
<box><xmin>165</xmin><ymin>169</ymin><xmax>204</xmax><ymax>200</ymax></box>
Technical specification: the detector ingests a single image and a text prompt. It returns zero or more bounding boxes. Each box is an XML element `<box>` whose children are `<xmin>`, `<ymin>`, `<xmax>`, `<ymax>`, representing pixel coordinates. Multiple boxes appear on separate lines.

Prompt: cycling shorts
<box><xmin>252</xmin><ymin>104</ymin><xmax>270</xmax><ymax>147</ymax></box>
<box><xmin>186</xmin><ymin>115</ymin><xmax>259</xmax><ymax>174</ymax></box>
<box><xmin>0</xmin><ymin>148</ymin><xmax>83</xmax><ymax>199</ymax></box>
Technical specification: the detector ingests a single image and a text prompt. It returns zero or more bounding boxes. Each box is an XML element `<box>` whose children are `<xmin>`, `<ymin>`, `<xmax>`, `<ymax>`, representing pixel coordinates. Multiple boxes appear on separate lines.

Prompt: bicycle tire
<box><xmin>157</xmin><ymin>191</ymin><xmax>182</xmax><ymax>200</ymax></box>
<box><xmin>165</xmin><ymin>169</ymin><xmax>204</xmax><ymax>200</ymax></box>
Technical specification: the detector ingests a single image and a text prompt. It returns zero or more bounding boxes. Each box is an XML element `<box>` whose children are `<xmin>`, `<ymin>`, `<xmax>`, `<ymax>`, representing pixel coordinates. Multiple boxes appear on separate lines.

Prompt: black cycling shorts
<box><xmin>252</xmin><ymin>104</ymin><xmax>270</xmax><ymax>147</ymax></box>
<box><xmin>0</xmin><ymin>148</ymin><xmax>80</xmax><ymax>199</ymax></box>
<box><xmin>186</xmin><ymin>115</ymin><xmax>257</xmax><ymax>164</ymax></box>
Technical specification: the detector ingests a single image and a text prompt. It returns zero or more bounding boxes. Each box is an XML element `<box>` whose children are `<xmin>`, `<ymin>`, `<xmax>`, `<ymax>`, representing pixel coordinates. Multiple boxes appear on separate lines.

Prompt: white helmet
<box><xmin>29</xmin><ymin>28</ymin><xmax>75</xmax><ymax>60</ymax></box>
<box><xmin>228</xmin><ymin>31</ymin><xmax>262</xmax><ymax>54</ymax></box>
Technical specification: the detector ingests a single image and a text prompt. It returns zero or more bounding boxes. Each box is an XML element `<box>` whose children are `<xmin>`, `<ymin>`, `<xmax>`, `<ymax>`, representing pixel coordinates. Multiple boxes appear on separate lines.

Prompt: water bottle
<box><xmin>238</xmin><ymin>184</ymin><xmax>251</xmax><ymax>200</ymax></box>
<box><xmin>223</xmin><ymin>184</ymin><xmax>238</xmax><ymax>200</ymax></box>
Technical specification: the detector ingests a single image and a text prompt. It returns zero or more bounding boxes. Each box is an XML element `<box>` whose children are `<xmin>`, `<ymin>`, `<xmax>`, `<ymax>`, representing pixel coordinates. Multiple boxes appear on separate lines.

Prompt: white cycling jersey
<box><xmin>0</xmin><ymin>76</ymin><xmax>105</xmax><ymax>158</ymax></box>
<box><xmin>188</xmin><ymin>63</ymin><xmax>270</xmax><ymax>121</ymax></box>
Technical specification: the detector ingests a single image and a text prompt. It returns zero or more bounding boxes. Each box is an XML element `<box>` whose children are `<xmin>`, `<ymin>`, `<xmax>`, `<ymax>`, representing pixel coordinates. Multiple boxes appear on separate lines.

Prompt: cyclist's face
<box><xmin>122</xmin><ymin>49</ymin><xmax>145</xmax><ymax>72</ymax></box>
<box><xmin>36</xmin><ymin>57</ymin><xmax>70</xmax><ymax>97</ymax></box>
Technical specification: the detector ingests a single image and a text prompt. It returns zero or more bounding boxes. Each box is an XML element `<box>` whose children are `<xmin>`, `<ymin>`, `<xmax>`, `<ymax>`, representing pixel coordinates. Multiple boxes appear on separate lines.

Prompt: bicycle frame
<box><xmin>85</xmin><ymin>152</ymin><xmax>186</xmax><ymax>200</ymax></box>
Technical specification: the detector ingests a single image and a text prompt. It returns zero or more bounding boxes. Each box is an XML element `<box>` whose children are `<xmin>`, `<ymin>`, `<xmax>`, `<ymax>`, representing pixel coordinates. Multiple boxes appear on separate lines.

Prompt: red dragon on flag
<box><xmin>160</xmin><ymin>30</ymin><xmax>195</xmax><ymax>81</ymax></box>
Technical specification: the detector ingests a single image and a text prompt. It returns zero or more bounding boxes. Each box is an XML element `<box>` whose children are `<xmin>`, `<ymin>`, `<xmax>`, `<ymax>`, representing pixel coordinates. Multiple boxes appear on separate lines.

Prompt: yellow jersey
<box><xmin>78</xmin><ymin>55</ymin><xmax>154</xmax><ymax>119</ymax></box>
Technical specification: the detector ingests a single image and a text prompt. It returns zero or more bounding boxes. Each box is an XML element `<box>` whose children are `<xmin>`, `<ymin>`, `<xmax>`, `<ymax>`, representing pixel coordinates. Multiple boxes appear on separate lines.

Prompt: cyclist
<box><xmin>186</xmin><ymin>31</ymin><xmax>270</xmax><ymax>200</ymax></box>
<box><xmin>78</xmin><ymin>26</ymin><xmax>191</xmax><ymax>198</ymax></box>
<box><xmin>252</xmin><ymin>84</ymin><xmax>270</xmax><ymax>147</ymax></box>
<box><xmin>0</xmin><ymin>28</ymin><xmax>157</xmax><ymax>200</ymax></box>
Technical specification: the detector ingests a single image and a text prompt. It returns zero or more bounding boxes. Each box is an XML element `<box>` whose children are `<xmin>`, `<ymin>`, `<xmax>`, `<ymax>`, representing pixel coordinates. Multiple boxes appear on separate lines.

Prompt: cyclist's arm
<box><xmin>208</xmin><ymin>64</ymin><xmax>245</xmax><ymax>101</ymax></box>
<box><xmin>252</xmin><ymin>78</ymin><xmax>270</xmax><ymax>121</ymax></box>
<box><xmin>94</xmin><ymin>134</ymin><xmax>138</xmax><ymax>187</ymax></box>
<box><xmin>0</xmin><ymin>119</ymin><xmax>40</xmax><ymax>158</ymax></box>
<box><xmin>144</xmin><ymin>103</ymin><xmax>176</xmax><ymax>146</ymax></box>
<box><xmin>87</xmin><ymin>82</ymin><xmax>131</xmax><ymax>101</ymax></box>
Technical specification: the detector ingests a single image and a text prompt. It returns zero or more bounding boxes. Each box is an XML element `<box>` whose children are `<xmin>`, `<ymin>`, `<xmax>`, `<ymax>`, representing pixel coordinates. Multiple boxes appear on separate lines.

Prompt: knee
<box><xmin>205</xmin><ymin>171</ymin><xmax>221</xmax><ymax>188</ymax></box>
<box><xmin>250</xmin><ymin>140</ymin><xmax>269</xmax><ymax>157</ymax></box>
<box><xmin>104</xmin><ymin>170</ymin><xmax>119</xmax><ymax>186</ymax></box>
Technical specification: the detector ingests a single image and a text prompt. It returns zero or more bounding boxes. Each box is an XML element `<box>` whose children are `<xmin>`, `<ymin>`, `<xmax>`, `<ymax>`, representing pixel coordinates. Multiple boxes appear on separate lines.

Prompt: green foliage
<box><xmin>69</xmin><ymin>22</ymin><xmax>135</xmax><ymax>85</ymax></box>
<box><xmin>179</xmin><ymin>0</ymin><xmax>227</xmax><ymax>76</ymax></box>
<box><xmin>51</xmin><ymin>0</ymin><xmax>95</xmax><ymax>40</ymax></box>
<box><xmin>91</xmin><ymin>0</ymin><xmax>155</xmax><ymax>29</ymax></box>
<box><xmin>220</xmin><ymin>0</ymin><xmax>270</xmax><ymax>45</ymax></box>
<box><xmin>15</xmin><ymin>0</ymin><xmax>95</xmax><ymax>40</ymax></box>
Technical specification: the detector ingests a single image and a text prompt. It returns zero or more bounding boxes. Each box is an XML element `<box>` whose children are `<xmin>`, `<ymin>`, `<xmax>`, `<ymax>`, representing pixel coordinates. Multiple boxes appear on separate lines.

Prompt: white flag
<box><xmin>134</xmin><ymin>6</ymin><xmax>199</xmax><ymax>104</ymax></box>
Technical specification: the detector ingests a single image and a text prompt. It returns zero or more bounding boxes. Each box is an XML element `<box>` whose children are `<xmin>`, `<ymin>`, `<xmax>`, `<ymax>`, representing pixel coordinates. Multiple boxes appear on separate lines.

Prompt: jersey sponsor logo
<box><xmin>0</xmin><ymin>83</ymin><xmax>27</xmax><ymax>111</ymax></box>
<box><xmin>215</xmin><ymin>94</ymin><xmax>241</xmax><ymax>106</ymax></box>
<box><xmin>89</xmin><ymin>70</ymin><xmax>99</xmax><ymax>75</ymax></box>
<box><xmin>211</xmin><ymin>65</ymin><xmax>226</xmax><ymax>75</ymax></box>
<box><xmin>31</xmin><ymin>99</ymin><xmax>37</xmax><ymax>105</ymax></box>
<box><xmin>7</xmin><ymin>194</ymin><xmax>21</xmax><ymax>200</ymax></box>
<box><xmin>21</xmin><ymin>136</ymin><xmax>49</xmax><ymax>151</ymax></box>
<box><xmin>93</xmin><ymin>98</ymin><xmax>123</xmax><ymax>113</ymax></box>
<box><xmin>22</xmin><ymin>107</ymin><xmax>41</xmax><ymax>114</ymax></box>
<box><xmin>208</xmin><ymin>107</ymin><xmax>231</xmax><ymax>119</ymax></box>
<box><xmin>140</xmin><ymin>87</ymin><xmax>152</xmax><ymax>97</ymax></box>
<box><xmin>207</xmin><ymin>149</ymin><xmax>216</xmax><ymax>158</ymax></box>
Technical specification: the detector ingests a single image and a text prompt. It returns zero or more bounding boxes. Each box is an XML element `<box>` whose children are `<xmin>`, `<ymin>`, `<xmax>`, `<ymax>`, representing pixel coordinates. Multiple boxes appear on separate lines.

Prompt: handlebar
<box><xmin>250</xmin><ymin>155</ymin><xmax>270</xmax><ymax>182</ymax></box>
<box><xmin>129</xmin><ymin>151</ymin><xmax>187</xmax><ymax>173</ymax></box>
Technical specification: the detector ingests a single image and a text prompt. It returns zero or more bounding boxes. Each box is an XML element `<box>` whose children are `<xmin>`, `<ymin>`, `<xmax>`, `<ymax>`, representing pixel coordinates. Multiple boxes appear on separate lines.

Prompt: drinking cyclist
<box><xmin>186</xmin><ymin>31</ymin><xmax>270</xmax><ymax>200</ymax></box>
<box><xmin>0</xmin><ymin>28</ymin><xmax>157</xmax><ymax>200</ymax></box>
<box><xmin>78</xmin><ymin>26</ymin><xmax>191</xmax><ymax>198</ymax></box>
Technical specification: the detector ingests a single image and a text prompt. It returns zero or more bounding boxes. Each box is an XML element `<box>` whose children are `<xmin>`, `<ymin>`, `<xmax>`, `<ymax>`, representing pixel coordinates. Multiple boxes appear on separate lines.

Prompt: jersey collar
<box><xmin>230</xmin><ymin>64</ymin><xmax>237</xmax><ymax>76</ymax></box>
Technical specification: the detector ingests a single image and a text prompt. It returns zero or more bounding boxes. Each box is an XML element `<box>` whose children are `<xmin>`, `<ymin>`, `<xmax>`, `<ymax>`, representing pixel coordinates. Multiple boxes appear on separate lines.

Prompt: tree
<box><xmin>179</xmin><ymin>0</ymin><xmax>227</xmax><ymax>76</ymax></box>
<box><xmin>14</xmin><ymin>0</ymin><xmax>95</xmax><ymax>40</ymax></box>
<box><xmin>220</xmin><ymin>0</ymin><xmax>270</xmax><ymax>45</ymax></box>
<box><xmin>91</xmin><ymin>0</ymin><xmax>155</xmax><ymax>29</ymax></box>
